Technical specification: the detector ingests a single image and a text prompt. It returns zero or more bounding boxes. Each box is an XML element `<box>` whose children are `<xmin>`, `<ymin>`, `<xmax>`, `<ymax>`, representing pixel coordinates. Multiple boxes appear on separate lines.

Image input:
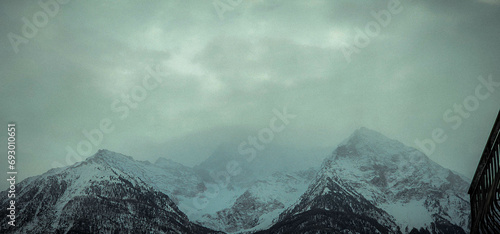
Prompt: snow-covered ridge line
<box><xmin>0</xmin><ymin>128</ymin><xmax>472</xmax><ymax>233</ymax></box>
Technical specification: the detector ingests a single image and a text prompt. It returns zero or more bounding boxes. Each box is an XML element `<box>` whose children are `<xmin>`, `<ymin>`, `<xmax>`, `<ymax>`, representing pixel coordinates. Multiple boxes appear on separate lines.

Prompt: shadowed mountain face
<box><xmin>261</xmin><ymin>128</ymin><xmax>469</xmax><ymax>234</ymax></box>
<box><xmin>0</xmin><ymin>128</ymin><xmax>470</xmax><ymax>233</ymax></box>
<box><xmin>263</xmin><ymin>171</ymin><xmax>401</xmax><ymax>234</ymax></box>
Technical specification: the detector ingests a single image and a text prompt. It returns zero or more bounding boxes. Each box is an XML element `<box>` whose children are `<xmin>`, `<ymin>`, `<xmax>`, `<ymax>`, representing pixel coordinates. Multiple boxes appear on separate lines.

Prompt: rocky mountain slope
<box><xmin>262</xmin><ymin>169</ymin><xmax>401</xmax><ymax>233</ymax></box>
<box><xmin>328</xmin><ymin>128</ymin><xmax>470</xmax><ymax>232</ymax></box>
<box><xmin>0</xmin><ymin>150</ymin><xmax>220</xmax><ymax>234</ymax></box>
<box><xmin>0</xmin><ymin>128</ymin><xmax>471</xmax><ymax>233</ymax></box>
<box><xmin>260</xmin><ymin>128</ymin><xmax>469</xmax><ymax>234</ymax></box>
<box><xmin>198</xmin><ymin>169</ymin><xmax>316</xmax><ymax>233</ymax></box>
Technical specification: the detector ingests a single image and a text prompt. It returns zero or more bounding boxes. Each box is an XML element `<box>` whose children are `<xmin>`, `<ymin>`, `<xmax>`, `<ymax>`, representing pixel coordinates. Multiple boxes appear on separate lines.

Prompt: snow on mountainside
<box><xmin>263</xmin><ymin>127</ymin><xmax>469</xmax><ymax>234</ymax></box>
<box><xmin>198</xmin><ymin>169</ymin><xmax>316</xmax><ymax>233</ymax></box>
<box><xmin>0</xmin><ymin>147</ymin><xmax>320</xmax><ymax>234</ymax></box>
<box><xmin>0</xmin><ymin>149</ymin><xmax>220</xmax><ymax>233</ymax></box>
<box><xmin>90</xmin><ymin>150</ymin><xmax>206</xmax><ymax>202</ymax></box>
<box><xmin>0</xmin><ymin>128</ymin><xmax>472</xmax><ymax>234</ymax></box>
<box><xmin>265</xmin><ymin>167</ymin><xmax>401</xmax><ymax>234</ymax></box>
<box><xmin>329</xmin><ymin>127</ymin><xmax>470</xmax><ymax>232</ymax></box>
<box><xmin>189</xmin><ymin>142</ymin><xmax>327</xmax><ymax>233</ymax></box>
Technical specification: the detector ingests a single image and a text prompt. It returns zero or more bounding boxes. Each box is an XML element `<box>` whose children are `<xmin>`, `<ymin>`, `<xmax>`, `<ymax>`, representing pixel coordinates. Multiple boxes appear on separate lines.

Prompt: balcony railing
<box><xmin>469</xmin><ymin>110</ymin><xmax>500</xmax><ymax>234</ymax></box>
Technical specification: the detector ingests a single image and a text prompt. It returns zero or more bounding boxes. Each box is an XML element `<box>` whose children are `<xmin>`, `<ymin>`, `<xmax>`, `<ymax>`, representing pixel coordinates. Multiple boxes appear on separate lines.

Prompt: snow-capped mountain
<box><xmin>0</xmin><ymin>128</ymin><xmax>471</xmax><ymax>233</ymax></box>
<box><xmin>0</xmin><ymin>150</ymin><xmax>220</xmax><ymax>234</ymax></box>
<box><xmin>261</xmin><ymin>127</ymin><xmax>469</xmax><ymax>234</ymax></box>
<box><xmin>83</xmin><ymin>151</ymin><xmax>207</xmax><ymax>203</ymax></box>
<box><xmin>328</xmin><ymin>128</ymin><xmax>470</xmax><ymax>232</ymax></box>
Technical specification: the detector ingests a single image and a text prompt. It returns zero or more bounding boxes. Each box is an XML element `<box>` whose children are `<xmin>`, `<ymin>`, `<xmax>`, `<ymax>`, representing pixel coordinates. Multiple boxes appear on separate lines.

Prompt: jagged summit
<box><xmin>88</xmin><ymin>149</ymin><xmax>134</xmax><ymax>161</ymax></box>
<box><xmin>342</xmin><ymin>127</ymin><xmax>404</xmax><ymax>148</ymax></box>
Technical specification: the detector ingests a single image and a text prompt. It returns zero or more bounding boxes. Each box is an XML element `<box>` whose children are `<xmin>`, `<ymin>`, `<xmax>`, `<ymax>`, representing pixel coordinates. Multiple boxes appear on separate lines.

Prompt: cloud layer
<box><xmin>0</xmin><ymin>0</ymin><xmax>499</xmax><ymax>189</ymax></box>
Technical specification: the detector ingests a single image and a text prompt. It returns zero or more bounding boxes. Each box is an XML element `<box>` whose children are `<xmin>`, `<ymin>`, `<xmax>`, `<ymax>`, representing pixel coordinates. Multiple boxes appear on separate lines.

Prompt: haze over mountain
<box><xmin>1</xmin><ymin>128</ymin><xmax>471</xmax><ymax>233</ymax></box>
<box><xmin>267</xmin><ymin>128</ymin><xmax>469</xmax><ymax>233</ymax></box>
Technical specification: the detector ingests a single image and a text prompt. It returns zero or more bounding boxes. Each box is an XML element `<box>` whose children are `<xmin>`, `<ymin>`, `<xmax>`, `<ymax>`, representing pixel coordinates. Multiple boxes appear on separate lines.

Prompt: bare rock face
<box><xmin>260</xmin><ymin>128</ymin><xmax>469</xmax><ymax>234</ymax></box>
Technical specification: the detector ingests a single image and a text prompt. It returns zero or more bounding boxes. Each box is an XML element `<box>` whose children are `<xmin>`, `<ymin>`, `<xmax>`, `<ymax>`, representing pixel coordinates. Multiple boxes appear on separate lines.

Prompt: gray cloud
<box><xmin>0</xmin><ymin>0</ymin><xmax>499</xmax><ymax>189</ymax></box>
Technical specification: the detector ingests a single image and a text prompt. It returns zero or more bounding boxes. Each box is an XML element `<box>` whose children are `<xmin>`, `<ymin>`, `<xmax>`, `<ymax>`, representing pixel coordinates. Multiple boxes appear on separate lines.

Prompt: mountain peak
<box><xmin>339</xmin><ymin>127</ymin><xmax>405</xmax><ymax>150</ymax></box>
<box><xmin>329</xmin><ymin>127</ymin><xmax>422</xmax><ymax>164</ymax></box>
<box><xmin>95</xmin><ymin>148</ymin><xmax>114</xmax><ymax>155</ymax></box>
<box><xmin>351</xmin><ymin>127</ymin><xmax>387</xmax><ymax>140</ymax></box>
<box><xmin>87</xmin><ymin>149</ymin><xmax>135</xmax><ymax>164</ymax></box>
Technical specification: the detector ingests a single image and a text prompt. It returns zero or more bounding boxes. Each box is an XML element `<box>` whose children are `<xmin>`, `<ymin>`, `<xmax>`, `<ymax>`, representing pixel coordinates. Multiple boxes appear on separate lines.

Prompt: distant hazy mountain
<box><xmin>194</xmin><ymin>142</ymin><xmax>330</xmax><ymax>184</ymax></box>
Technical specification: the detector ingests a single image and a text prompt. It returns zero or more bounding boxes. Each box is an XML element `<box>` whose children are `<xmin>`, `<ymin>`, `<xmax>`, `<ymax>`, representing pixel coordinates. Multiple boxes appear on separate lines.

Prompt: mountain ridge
<box><xmin>0</xmin><ymin>127</ymin><xmax>471</xmax><ymax>233</ymax></box>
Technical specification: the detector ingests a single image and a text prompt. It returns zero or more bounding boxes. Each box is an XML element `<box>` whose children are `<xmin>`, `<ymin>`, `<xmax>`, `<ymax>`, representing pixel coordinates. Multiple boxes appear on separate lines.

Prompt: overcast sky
<box><xmin>1</xmin><ymin>0</ymin><xmax>499</xmax><ymax>189</ymax></box>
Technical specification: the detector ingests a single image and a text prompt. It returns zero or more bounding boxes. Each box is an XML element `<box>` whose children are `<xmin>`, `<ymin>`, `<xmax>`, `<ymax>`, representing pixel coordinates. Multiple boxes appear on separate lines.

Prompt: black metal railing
<box><xmin>469</xmin><ymin>110</ymin><xmax>500</xmax><ymax>234</ymax></box>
